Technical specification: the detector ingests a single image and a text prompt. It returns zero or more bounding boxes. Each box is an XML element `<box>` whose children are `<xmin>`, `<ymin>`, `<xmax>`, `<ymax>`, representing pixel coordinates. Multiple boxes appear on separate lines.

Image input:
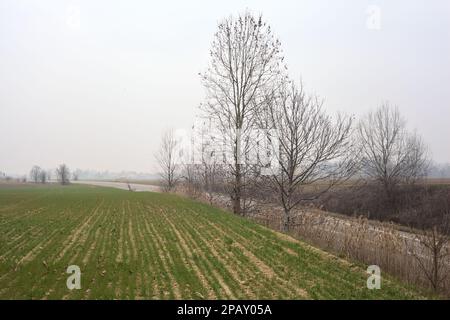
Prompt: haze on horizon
<box><xmin>1</xmin><ymin>0</ymin><xmax>449</xmax><ymax>175</ymax></box>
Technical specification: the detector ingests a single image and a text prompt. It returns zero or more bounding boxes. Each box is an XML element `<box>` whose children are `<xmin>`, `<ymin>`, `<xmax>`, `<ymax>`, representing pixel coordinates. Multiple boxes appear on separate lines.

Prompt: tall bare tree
<box><xmin>260</xmin><ymin>80</ymin><xmax>355</xmax><ymax>231</ymax></box>
<box><xmin>30</xmin><ymin>165</ymin><xmax>42</xmax><ymax>183</ymax></box>
<box><xmin>155</xmin><ymin>129</ymin><xmax>180</xmax><ymax>192</ymax></box>
<box><xmin>56</xmin><ymin>164</ymin><xmax>70</xmax><ymax>185</ymax></box>
<box><xmin>200</xmin><ymin>11</ymin><xmax>285</xmax><ymax>215</ymax></box>
<box><xmin>358</xmin><ymin>103</ymin><xmax>428</xmax><ymax>205</ymax></box>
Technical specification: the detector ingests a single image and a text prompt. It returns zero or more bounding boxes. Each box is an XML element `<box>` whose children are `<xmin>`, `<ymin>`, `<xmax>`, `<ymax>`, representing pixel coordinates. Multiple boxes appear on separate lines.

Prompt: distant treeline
<box><xmin>427</xmin><ymin>163</ymin><xmax>450</xmax><ymax>178</ymax></box>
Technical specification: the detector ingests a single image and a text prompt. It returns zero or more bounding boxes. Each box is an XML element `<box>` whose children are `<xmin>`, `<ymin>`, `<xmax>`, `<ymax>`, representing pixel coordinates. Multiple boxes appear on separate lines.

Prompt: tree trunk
<box><xmin>433</xmin><ymin>250</ymin><xmax>439</xmax><ymax>292</ymax></box>
<box><xmin>432</xmin><ymin>231</ymin><xmax>439</xmax><ymax>292</ymax></box>
<box><xmin>233</xmin><ymin>163</ymin><xmax>242</xmax><ymax>215</ymax></box>
<box><xmin>282</xmin><ymin>207</ymin><xmax>291</xmax><ymax>232</ymax></box>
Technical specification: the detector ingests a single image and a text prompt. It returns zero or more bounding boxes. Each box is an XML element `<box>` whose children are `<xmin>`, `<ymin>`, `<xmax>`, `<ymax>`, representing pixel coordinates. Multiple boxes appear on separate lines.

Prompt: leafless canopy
<box><xmin>155</xmin><ymin>129</ymin><xmax>180</xmax><ymax>192</ymax></box>
<box><xmin>56</xmin><ymin>163</ymin><xmax>70</xmax><ymax>185</ymax></box>
<box><xmin>358</xmin><ymin>103</ymin><xmax>428</xmax><ymax>202</ymax></box>
<box><xmin>30</xmin><ymin>165</ymin><xmax>41</xmax><ymax>183</ymax></box>
<box><xmin>193</xmin><ymin>120</ymin><xmax>225</xmax><ymax>204</ymax></box>
<box><xmin>200</xmin><ymin>11</ymin><xmax>285</xmax><ymax>215</ymax></box>
<box><xmin>39</xmin><ymin>170</ymin><xmax>47</xmax><ymax>184</ymax></box>
<box><xmin>260</xmin><ymin>80</ymin><xmax>355</xmax><ymax>231</ymax></box>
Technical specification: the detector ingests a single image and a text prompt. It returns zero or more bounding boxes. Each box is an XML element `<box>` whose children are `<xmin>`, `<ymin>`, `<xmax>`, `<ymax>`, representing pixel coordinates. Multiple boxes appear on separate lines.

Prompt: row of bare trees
<box><xmin>154</xmin><ymin>11</ymin><xmax>448</xmax><ymax>294</ymax></box>
<box><xmin>30</xmin><ymin>166</ymin><xmax>50</xmax><ymax>184</ymax></box>
<box><xmin>29</xmin><ymin>164</ymin><xmax>71</xmax><ymax>185</ymax></box>
<box><xmin>155</xmin><ymin>11</ymin><xmax>429</xmax><ymax>230</ymax></box>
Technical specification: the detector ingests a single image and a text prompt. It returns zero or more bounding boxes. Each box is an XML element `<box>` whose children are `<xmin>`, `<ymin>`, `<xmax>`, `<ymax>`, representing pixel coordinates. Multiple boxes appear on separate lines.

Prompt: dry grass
<box><xmin>186</xmin><ymin>188</ymin><xmax>449</xmax><ymax>298</ymax></box>
<box><xmin>246</xmin><ymin>205</ymin><xmax>450</xmax><ymax>297</ymax></box>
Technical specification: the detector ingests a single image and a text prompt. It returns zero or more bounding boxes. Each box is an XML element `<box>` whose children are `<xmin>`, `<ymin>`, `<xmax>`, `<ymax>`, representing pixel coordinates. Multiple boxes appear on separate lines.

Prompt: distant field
<box><xmin>0</xmin><ymin>184</ymin><xmax>424</xmax><ymax>299</ymax></box>
<box><xmin>424</xmin><ymin>178</ymin><xmax>450</xmax><ymax>186</ymax></box>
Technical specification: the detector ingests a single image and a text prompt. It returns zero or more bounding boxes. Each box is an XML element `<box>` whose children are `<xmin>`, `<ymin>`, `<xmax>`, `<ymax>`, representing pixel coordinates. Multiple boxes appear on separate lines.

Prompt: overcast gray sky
<box><xmin>1</xmin><ymin>0</ymin><xmax>449</xmax><ymax>175</ymax></box>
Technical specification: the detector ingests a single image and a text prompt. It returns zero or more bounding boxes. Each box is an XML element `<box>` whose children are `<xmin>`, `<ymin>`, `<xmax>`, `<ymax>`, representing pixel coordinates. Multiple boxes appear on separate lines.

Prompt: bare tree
<box><xmin>181</xmin><ymin>163</ymin><xmax>201</xmax><ymax>198</ymax></box>
<box><xmin>260</xmin><ymin>80</ymin><xmax>355</xmax><ymax>231</ymax></box>
<box><xmin>200</xmin><ymin>11</ymin><xmax>285</xmax><ymax>215</ymax></box>
<box><xmin>72</xmin><ymin>169</ymin><xmax>83</xmax><ymax>182</ymax></box>
<box><xmin>195</xmin><ymin>121</ymin><xmax>225</xmax><ymax>204</ymax></box>
<box><xmin>30</xmin><ymin>165</ymin><xmax>42</xmax><ymax>183</ymax></box>
<box><xmin>358</xmin><ymin>103</ymin><xmax>428</xmax><ymax>206</ymax></box>
<box><xmin>406</xmin><ymin>192</ymin><xmax>450</xmax><ymax>293</ymax></box>
<box><xmin>155</xmin><ymin>129</ymin><xmax>180</xmax><ymax>192</ymax></box>
<box><xmin>39</xmin><ymin>170</ymin><xmax>47</xmax><ymax>184</ymax></box>
<box><xmin>177</xmin><ymin>127</ymin><xmax>201</xmax><ymax>198</ymax></box>
<box><xmin>56</xmin><ymin>164</ymin><xmax>70</xmax><ymax>185</ymax></box>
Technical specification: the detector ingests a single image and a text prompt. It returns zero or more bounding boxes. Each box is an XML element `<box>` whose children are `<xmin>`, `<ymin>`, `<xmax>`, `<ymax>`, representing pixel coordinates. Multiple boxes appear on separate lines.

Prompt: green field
<box><xmin>0</xmin><ymin>184</ymin><xmax>424</xmax><ymax>299</ymax></box>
